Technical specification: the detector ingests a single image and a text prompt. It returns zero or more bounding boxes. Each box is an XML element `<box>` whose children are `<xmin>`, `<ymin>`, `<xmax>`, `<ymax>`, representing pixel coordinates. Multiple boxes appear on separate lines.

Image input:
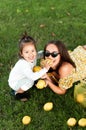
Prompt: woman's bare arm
<box><xmin>46</xmin><ymin>79</ymin><xmax>66</xmax><ymax>95</ymax></box>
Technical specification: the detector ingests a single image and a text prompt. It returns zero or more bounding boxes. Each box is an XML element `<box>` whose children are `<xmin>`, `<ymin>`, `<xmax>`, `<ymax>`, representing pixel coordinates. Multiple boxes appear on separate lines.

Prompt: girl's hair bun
<box><xmin>19</xmin><ymin>31</ymin><xmax>35</xmax><ymax>43</ymax></box>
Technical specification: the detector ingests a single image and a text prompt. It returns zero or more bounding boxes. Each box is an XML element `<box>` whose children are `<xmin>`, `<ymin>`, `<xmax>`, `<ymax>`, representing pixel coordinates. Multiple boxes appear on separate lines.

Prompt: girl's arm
<box><xmin>23</xmin><ymin>61</ymin><xmax>50</xmax><ymax>81</ymax></box>
<box><xmin>24</xmin><ymin>67</ymin><xmax>48</xmax><ymax>81</ymax></box>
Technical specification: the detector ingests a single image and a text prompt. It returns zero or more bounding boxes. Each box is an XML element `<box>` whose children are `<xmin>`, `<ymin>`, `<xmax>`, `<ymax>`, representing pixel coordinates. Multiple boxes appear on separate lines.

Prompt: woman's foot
<box><xmin>83</xmin><ymin>45</ymin><xmax>86</xmax><ymax>50</ymax></box>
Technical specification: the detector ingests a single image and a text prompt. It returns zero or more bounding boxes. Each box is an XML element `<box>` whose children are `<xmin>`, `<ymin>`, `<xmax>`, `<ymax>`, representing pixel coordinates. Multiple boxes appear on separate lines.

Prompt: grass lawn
<box><xmin>0</xmin><ymin>0</ymin><xmax>86</xmax><ymax>129</ymax></box>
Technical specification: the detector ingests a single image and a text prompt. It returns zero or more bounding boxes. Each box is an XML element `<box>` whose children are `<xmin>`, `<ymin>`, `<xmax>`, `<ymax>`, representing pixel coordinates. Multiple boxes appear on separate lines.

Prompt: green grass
<box><xmin>0</xmin><ymin>0</ymin><xmax>86</xmax><ymax>129</ymax></box>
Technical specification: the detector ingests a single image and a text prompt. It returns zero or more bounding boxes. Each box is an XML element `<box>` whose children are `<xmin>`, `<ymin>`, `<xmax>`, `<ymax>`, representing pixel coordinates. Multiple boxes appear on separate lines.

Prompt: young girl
<box><xmin>8</xmin><ymin>33</ymin><xmax>50</xmax><ymax>101</ymax></box>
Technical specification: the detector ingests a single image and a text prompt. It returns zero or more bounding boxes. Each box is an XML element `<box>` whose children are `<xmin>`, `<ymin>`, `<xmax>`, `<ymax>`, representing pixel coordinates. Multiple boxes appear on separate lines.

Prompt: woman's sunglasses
<box><xmin>45</xmin><ymin>51</ymin><xmax>60</xmax><ymax>58</ymax></box>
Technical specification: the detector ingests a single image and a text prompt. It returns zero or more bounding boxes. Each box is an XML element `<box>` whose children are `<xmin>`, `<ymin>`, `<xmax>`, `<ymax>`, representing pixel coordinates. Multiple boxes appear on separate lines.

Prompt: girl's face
<box><xmin>45</xmin><ymin>44</ymin><xmax>60</xmax><ymax>69</ymax></box>
<box><xmin>21</xmin><ymin>43</ymin><xmax>37</xmax><ymax>62</ymax></box>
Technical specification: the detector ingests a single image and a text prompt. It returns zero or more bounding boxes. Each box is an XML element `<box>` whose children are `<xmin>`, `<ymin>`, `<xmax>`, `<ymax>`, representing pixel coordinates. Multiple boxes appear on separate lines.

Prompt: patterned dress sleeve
<box><xmin>58</xmin><ymin>69</ymin><xmax>76</xmax><ymax>90</ymax></box>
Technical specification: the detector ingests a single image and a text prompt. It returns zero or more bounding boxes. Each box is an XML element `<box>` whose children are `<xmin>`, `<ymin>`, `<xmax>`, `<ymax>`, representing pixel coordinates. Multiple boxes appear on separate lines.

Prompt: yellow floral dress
<box><xmin>59</xmin><ymin>46</ymin><xmax>86</xmax><ymax>90</ymax></box>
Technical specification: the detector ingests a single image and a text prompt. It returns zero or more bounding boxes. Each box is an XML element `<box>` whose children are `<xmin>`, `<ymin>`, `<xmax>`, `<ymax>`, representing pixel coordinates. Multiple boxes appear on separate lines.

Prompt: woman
<box><xmin>41</xmin><ymin>40</ymin><xmax>86</xmax><ymax>95</ymax></box>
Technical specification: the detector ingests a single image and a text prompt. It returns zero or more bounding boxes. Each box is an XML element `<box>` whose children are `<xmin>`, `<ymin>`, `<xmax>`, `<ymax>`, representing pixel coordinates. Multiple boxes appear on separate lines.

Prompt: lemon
<box><xmin>67</xmin><ymin>118</ymin><xmax>77</xmax><ymax>127</ymax></box>
<box><xmin>46</xmin><ymin>58</ymin><xmax>53</xmax><ymax>66</ymax></box>
<box><xmin>78</xmin><ymin>118</ymin><xmax>86</xmax><ymax>127</ymax></box>
<box><xmin>22</xmin><ymin>116</ymin><xmax>31</xmax><ymax>125</ymax></box>
<box><xmin>40</xmin><ymin>58</ymin><xmax>52</xmax><ymax>67</ymax></box>
<box><xmin>36</xmin><ymin>79</ymin><xmax>46</xmax><ymax>89</ymax></box>
<box><xmin>43</xmin><ymin>102</ymin><xmax>53</xmax><ymax>111</ymax></box>
<box><xmin>76</xmin><ymin>94</ymin><xmax>84</xmax><ymax>103</ymax></box>
<box><xmin>33</xmin><ymin>66</ymin><xmax>42</xmax><ymax>72</ymax></box>
<box><xmin>74</xmin><ymin>82</ymin><xmax>86</xmax><ymax>108</ymax></box>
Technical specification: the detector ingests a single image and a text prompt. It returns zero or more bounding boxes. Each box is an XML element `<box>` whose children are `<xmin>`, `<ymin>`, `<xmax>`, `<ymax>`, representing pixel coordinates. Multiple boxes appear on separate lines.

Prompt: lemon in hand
<box><xmin>67</xmin><ymin>117</ymin><xmax>77</xmax><ymax>127</ymax></box>
<box><xmin>22</xmin><ymin>116</ymin><xmax>31</xmax><ymax>125</ymax></box>
<box><xmin>40</xmin><ymin>58</ymin><xmax>53</xmax><ymax>67</ymax></box>
<box><xmin>36</xmin><ymin>79</ymin><xmax>46</xmax><ymax>89</ymax></box>
<box><xmin>43</xmin><ymin>102</ymin><xmax>53</xmax><ymax>111</ymax></box>
<box><xmin>33</xmin><ymin>66</ymin><xmax>42</xmax><ymax>72</ymax></box>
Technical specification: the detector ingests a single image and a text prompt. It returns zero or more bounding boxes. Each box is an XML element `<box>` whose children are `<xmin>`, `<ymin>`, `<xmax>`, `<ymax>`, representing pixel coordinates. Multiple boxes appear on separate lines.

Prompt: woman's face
<box><xmin>45</xmin><ymin>44</ymin><xmax>60</xmax><ymax>69</ymax></box>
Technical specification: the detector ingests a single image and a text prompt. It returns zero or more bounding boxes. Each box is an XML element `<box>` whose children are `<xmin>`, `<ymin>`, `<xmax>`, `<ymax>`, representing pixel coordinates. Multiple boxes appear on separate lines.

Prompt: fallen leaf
<box><xmin>16</xmin><ymin>9</ymin><xmax>21</xmax><ymax>13</ymax></box>
<box><xmin>25</xmin><ymin>9</ymin><xmax>29</xmax><ymax>12</ymax></box>
<box><xmin>66</xmin><ymin>12</ymin><xmax>71</xmax><ymax>16</ymax></box>
<box><xmin>51</xmin><ymin>32</ymin><xmax>56</xmax><ymax>37</ymax></box>
<box><xmin>51</xmin><ymin>7</ymin><xmax>55</xmax><ymax>10</ymax></box>
<box><xmin>40</xmin><ymin>24</ymin><xmax>45</xmax><ymax>28</ymax></box>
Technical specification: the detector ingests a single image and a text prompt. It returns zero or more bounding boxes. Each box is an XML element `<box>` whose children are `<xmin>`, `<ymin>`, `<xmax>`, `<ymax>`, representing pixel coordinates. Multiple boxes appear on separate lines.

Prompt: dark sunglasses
<box><xmin>45</xmin><ymin>51</ymin><xmax>60</xmax><ymax>58</ymax></box>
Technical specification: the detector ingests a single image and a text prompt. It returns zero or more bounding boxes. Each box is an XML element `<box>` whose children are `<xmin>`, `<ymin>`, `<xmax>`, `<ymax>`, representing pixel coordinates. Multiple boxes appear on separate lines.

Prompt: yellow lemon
<box><xmin>67</xmin><ymin>118</ymin><xmax>77</xmax><ymax>127</ymax></box>
<box><xmin>46</xmin><ymin>58</ymin><xmax>52</xmax><ymax>65</ymax></box>
<box><xmin>40</xmin><ymin>58</ymin><xmax>53</xmax><ymax>67</ymax></box>
<box><xmin>33</xmin><ymin>66</ymin><xmax>42</xmax><ymax>72</ymax></box>
<box><xmin>43</xmin><ymin>102</ymin><xmax>53</xmax><ymax>111</ymax></box>
<box><xmin>22</xmin><ymin>116</ymin><xmax>31</xmax><ymax>125</ymax></box>
<box><xmin>78</xmin><ymin>118</ymin><xmax>86</xmax><ymax>127</ymax></box>
<box><xmin>45</xmin><ymin>58</ymin><xmax>53</xmax><ymax>67</ymax></box>
<box><xmin>76</xmin><ymin>94</ymin><xmax>84</xmax><ymax>103</ymax></box>
<box><xmin>36</xmin><ymin>79</ymin><xmax>46</xmax><ymax>89</ymax></box>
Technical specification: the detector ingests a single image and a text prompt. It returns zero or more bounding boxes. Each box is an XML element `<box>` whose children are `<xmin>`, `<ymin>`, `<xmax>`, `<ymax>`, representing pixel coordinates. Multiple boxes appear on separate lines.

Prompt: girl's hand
<box><xmin>41</xmin><ymin>73</ymin><xmax>52</xmax><ymax>82</ymax></box>
<box><xmin>41</xmin><ymin>74</ymin><xmax>48</xmax><ymax>79</ymax></box>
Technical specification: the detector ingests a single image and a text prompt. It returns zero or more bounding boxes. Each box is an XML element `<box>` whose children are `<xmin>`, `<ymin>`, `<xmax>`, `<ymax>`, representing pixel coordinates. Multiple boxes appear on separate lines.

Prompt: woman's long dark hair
<box><xmin>44</xmin><ymin>40</ymin><xmax>76</xmax><ymax>70</ymax></box>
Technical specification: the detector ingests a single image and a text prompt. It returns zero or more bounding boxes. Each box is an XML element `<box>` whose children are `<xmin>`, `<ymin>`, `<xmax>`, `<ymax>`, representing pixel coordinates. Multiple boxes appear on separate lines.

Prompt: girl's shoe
<box><xmin>20</xmin><ymin>98</ymin><xmax>28</xmax><ymax>102</ymax></box>
<box><xmin>10</xmin><ymin>89</ymin><xmax>16</xmax><ymax>96</ymax></box>
<box><xmin>15</xmin><ymin>91</ymin><xmax>30</xmax><ymax>102</ymax></box>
